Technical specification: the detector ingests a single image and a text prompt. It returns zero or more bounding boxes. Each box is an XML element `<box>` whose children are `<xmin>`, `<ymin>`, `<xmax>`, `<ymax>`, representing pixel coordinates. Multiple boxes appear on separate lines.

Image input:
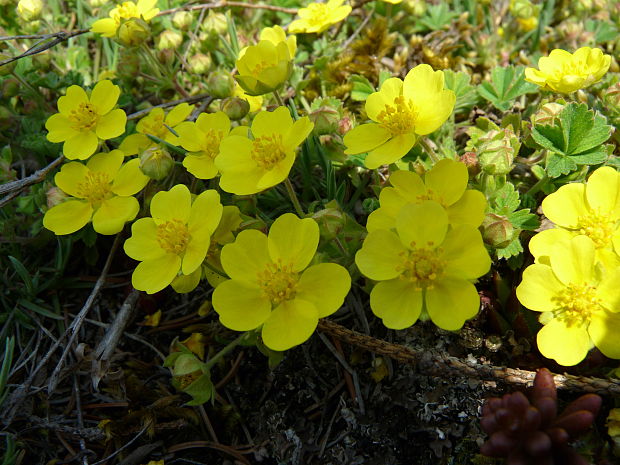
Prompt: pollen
<box><xmin>156</xmin><ymin>219</ymin><xmax>191</xmax><ymax>255</ymax></box>
<box><xmin>76</xmin><ymin>171</ymin><xmax>112</xmax><ymax>204</ymax></box>
<box><xmin>251</xmin><ymin>134</ymin><xmax>286</xmax><ymax>170</ymax></box>
<box><xmin>68</xmin><ymin>102</ymin><xmax>100</xmax><ymax>132</ymax></box>
<box><xmin>201</xmin><ymin>129</ymin><xmax>225</xmax><ymax>159</ymax></box>
<box><xmin>397</xmin><ymin>247</ymin><xmax>446</xmax><ymax>290</ymax></box>
<box><xmin>552</xmin><ymin>282</ymin><xmax>601</xmax><ymax>327</ymax></box>
<box><xmin>376</xmin><ymin>95</ymin><xmax>417</xmax><ymax>136</ymax></box>
<box><xmin>256</xmin><ymin>260</ymin><xmax>299</xmax><ymax>305</ymax></box>
<box><xmin>578</xmin><ymin>210</ymin><xmax>616</xmax><ymax>248</ymax></box>
<box><xmin>140</xmin><ymin>113</ymin><xmax>168</xmax><ymax>139</ymax></box>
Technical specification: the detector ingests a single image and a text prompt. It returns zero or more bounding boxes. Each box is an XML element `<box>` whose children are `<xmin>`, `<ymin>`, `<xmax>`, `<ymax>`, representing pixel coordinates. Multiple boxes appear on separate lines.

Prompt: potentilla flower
<box><xmin>529</xmin><ymin>167</ymin><xmax>620</xmax><ymax>269</ymax></box>
<box><xmin>258</xmin><ymin>25</ymin><xmax>297</xmax><ymax>59</ymax></box>
<box><xmin>366</xmin><ymin>159</ymin><xmax>486</xmax><ymax>231</ymax></box>
<box><xmin>355</xmin><ymin>201</ymin><xmax>491</xmax><ymax>330</ymax></box>
<box><xmin>91</xmin><ymin>0</ymin><xmax>159</xmax><ymax>38</ymax></box>
<box><xmin>216</xmin><ymin>106</ymin><xmax>313</xmax><ymax>195</ymax></box>
<box><xmin>212</xmin><ymin>213</ymin><xmax>351</xmax><ymax>351</ymax></box>
<box><xmin>288</xmin><ymin>0</ymin><xmax>352</xmax><ymax>34</ymax></box>
<box><xmin>136</xmin><ymin>103</ymin><xmax>194</xmax><ymax>145</ymax></box>
<box><xmin>343</xmin><ymin>64</ymin><xmax>455</xmax><ymax>169</ymax></box>
<box><xmin>525</xmin><ymin>47</ymin><xmax>611</xmax><ymax>94</ymax></box>
<box><xmin>175</xmin><ymin>111</ymin><xmax>247</xmax><ymax>180</ymax></box>
<box><xmin>43</xmin><ymin>150</ymin><xmax>149</xmax><ymax>235</ymax></box>
<box><xmin>45</xmin><ymin>80</ymin><xmax>127</xmax><ymax>160</ymax></box>
<box><xmin>124</xmin><ymin>184</ymin><xmax>223</xmax><ymax>294</ymax></box>
<box><xmin>516</xmin><ymin>235</ymin><xmax>620</xmax><ymax>366</ymax></box>
<box><xmin>235</xmin><ymin>40</ymin><xmax>293</xmax><ymax>96</ymax></box>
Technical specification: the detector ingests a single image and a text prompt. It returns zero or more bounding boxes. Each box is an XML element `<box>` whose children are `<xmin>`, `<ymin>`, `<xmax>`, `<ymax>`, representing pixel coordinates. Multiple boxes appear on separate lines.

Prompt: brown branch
<box><xmin>317</xmin><ymin>319</ymin><xmax>620</xmax><ymax>397</ymax></box>
<box><xmin>0</xmin><ymin>29</ymin><xmax>89</xmax><ymax>67</ymax></box>
<box><xmin>157</xmin><ymin>1</ymin><xmax>298</xmax><ymax>16</ymax></box>
<box><xmin>127</xmin><ymin>93</ymin><xmax>212</xmax><ymax>120</ymax></box>
<box><xmin>0</xmin><ymin>156</ymin><xmax>63</xmax><ymax>205</ymax></box>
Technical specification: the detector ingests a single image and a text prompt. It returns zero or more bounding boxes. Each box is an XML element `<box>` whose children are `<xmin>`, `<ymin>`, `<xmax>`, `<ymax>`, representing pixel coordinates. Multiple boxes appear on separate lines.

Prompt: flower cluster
<box><xmin>517</xmin><ymin>166</ymin><xmax>620</xmax><ymax>366</ymax></box>
<box><xmin>91</xmin><ymin>0</ymin><xmax>159</xmax><ymax>39</ymax></box>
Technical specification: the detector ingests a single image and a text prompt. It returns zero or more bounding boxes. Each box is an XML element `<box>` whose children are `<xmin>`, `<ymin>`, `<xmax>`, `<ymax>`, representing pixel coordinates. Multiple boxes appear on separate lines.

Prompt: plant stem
<box><xmin>273</xmin><ymin>89</ymin><xmax>285</xmax><ymax>107</ymax></box>
<box><xmin>284</xmin><ymin>177</ymin><xmax>305</xmax><ymax>217</ymax></box>
<box><xmin>526</xmin><ymin>173</ymin><xmax>549</xmax><ymax>196</ymax></box>
<box><xmin>419</xmin><ymin>137</ymin><xmax>440</xmax><ymax>163</ymax></box>
<box><xmin>205</xmin><ymin>332</ymin><xmax>248</xmax><ymax>370</ymax></box>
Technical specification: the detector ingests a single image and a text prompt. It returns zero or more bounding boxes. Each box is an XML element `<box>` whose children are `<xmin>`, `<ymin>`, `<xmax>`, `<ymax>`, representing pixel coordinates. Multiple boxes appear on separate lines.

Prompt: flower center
<box><xmin>251</xmin><ymin>134</ymin><xmax>286</xmax><ymax>170</ymax></box>
<box><xmin>376</xmin><ymin>95</ymin><xmax>417</xmax><ymax>136</ymax></box>
<box><xmin>578</xmin><ymin>210</ymin><xmax>616</xmax><ymax>248</ymax></box>
<box><xmin>304</xmin><ymin>4</ymin><xmax>329</xmax><ymax>28</ymax></box>
<box><xmin>68</xmin><ymin>102</ymin><xmax>99</xmax><ymax>132</ymax></box>
<box><xmin>156</xmin><ymin>219</ymin><xmax>191</xmax><ymax>255</ymax></box>
<box><xmin>256</xmin><ymin>261</ymin><xmax>299</xmax><ymax>305</ymax></box>
<box><xmin>139</xmin><ymin>113</ymin><xmax>168</xmax><ymax>140</ymax></box>
<box><xmin>200</xmin><ymin>129</ymin><xmax>225</xmax><ymax>159</ymax></box>
<box><xmin>76</xmin><ymin>171</ymin><xmax>112</xmax><ymax>205</ymax></box>
<box><xmin>552</xmin><ymin>282</ymin><xmax>601</xmax><ymax>327</ymax></box>
<box><xmin>113</xmin><ymin>2</ymin><xmax>140</xmax><ymax>21</ymax></box>
<box><xmin>415</xmin><ymin>188</ymin><xmax>447</xmax><ymax>208</ymax></box>
<box><xmin>396</xmin><ymin>244</ymin><xmax>446</xmax><ymax>290</ymax></box>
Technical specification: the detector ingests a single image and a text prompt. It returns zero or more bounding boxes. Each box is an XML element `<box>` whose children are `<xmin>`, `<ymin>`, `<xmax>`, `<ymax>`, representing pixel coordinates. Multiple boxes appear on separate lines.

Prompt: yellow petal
<box><xmin>585</xmin><ymin>166</ymin><xmax>620</xmax><ymax>215</ymax></box>
<box><xmin>183</xmin><ymin>154</ymin><xmax>219</xmax><ymax>179</ymax></box>
<box><xmin>542</xmin><ymin>183</ymin><xmax>587</xmax><ymax>228</ymax></box>
<box><xmin>388</xmin><ymin>170</ymin><xmax>425</xmax><ymax>200</ymax></box>
<box><xmin>165</xmin><ymin>102</ymin><xmax>194</xmax><ymax>126</ymax></box>
<box><xmin>355</xmin><ymin>229</ymin><xmax>406</xmax><ymax>280</ymax></box>
<box><xmin>369</xmin><ymin>279</ymin><xmax>422</xmax><ymax>329</ymax></box>
<box><xmin>589</xmin><ymin>310</ymin><xmax>620</xmax><ymax>359</ymax></box>
<box><xmin>261</xmin><ymin>299</ymin><xmax>318</xmax><ymax>351</ymax></box>
<box><xmin>366</xmin><ymin>78</ymin><xmax>403</xmax><ymax>121</ymax></box>
<box><xmin>596</xmin><ymin>267</ymin><xmax>620</xmax><ymax>313</ymax></box>
<box><xmin>171</xmin><ymin>267</ymin><xmax>202</xmax><ymax>294</ymax></box>
<box><xmin>132</xmin><ymin>253</ymin><xmax>181</xmax><ymax>294</ymax></box>
<box><xmin>150</xmin><ymin>184</ymin><xmax>191</xmax><ymax>223</ymax></box>
<box><xmin>284</xmin><ymin>116</ymin><xmax>313</xmax><ymax>149</ymax></box>
<box><xmin>412</xmin><ymin>89</ymin><xmax>455</xmax><ymax>135</ymax></box>
<box><xmin>424</xmin><ymin>159</ymin><xmax>467</xmax><ymax>206</ymax></box>
<box><xmin>516</xmin><ymin>264</ymin><xmax>565</xmax><ymax>312</ymax></box>
<box><xmin>176</xmin><ymin>122</ymin><xmax>204</xmax><ymax>152</ymax></box>
<box><xmin>441</xmin><ymin>225</ymin><xmax>491</xmax><ymax>280</ymax></box>
<box><xmin>45</xmin><ymin>113</ymin><xmax>79</xmax><ymax>142</ymax></box>
<box><xmin>43</xmin><ymin>200</ymin><xmax>93</xmax><ymax>235</ymax></box>
<box><xmin>537</xmin><ymin>318</ymin><xmax>590</xmax><ymax>366</ymax></box>
<box><xmin>549</xmin><ymin>235</ymin><xmax>595</xmax><ymax>285</ymax></box>
<box><xmin>96</xmin><ymin>109</ymin><xmax>127</xmax><ymax>140</ymax></box>
<box><xmin>447</xmin><ymin>189</ymin><xmax>486</xmax><ymax>227</ymax></box>
<box><xmin>92</xmin><ymin>196</ymin><xmax>139</xmax><ymax>234</ymax></box>
<box><xmin>366</xmin><ymin>207</ymin><xmax>396</xmax><ymax>232</ymax></box>
<box><xmin>256</xmin><ymin>153</ymin><xmax>295</xmax><ymax>190</ymax></box>
<box><xmin>425</xmin><ymin>278</ymin><xmax>480</xmax><ymax>330</ymax></box>
<box><xmin>252</xmin><ymin>106</ymin><xmax>293</xmax><ymax>139</ymax></box>
<box><xmin>296</xmin><ymin>263</ymin><xmax>351</xmax><ymax>318</ymax></box>
<box><xmin>365</xmin><ymin>133</ymin><xmax>416</xmax><ymax>169</ymax></box>
<box><xmin>196</xmin><ymin>111</ymin><xmax>230</xmax><ymax>134</ymax></box>
<box><xmin>111</xmin><ymin>159</ymin><xmax>150</xmax><ymax>196</ymax></box>
<box><xmin>220</xmin><ymin>229</ymin><xmax>271</xmax><ymax>282</ymax></box>
<box><xmin>124</xmin><ymin>218</ymin><xmax>166</xmax><ymax>261</ymax></box>
<box><xmin>57</xmin><ymin>85</ymin><xmax>88</xmax><ymax>115</ymax></box>
<box><xmin>528</xmin><ymin>228</ymin><xmax>574</xmax><ymax>261</ymax></box>
<box><xmin>86</xmin><ymin>150</ymin><xmax>123</xmax><ymax>178</ymax></box>
<box><xmin>54</xmin><ymin>162</ymin><xmax>89</xmax><ymax>197</ymax></box>
<box><xmin>343</xmin><ymin>124</ymin><xmax>391</xmax><ymax>155</ymax></box>
<box><xmin>118</xmin><ymin>133</ymin><xmax>151</xmax><ymax>156</ymax></box>
<box><xmin>212</xmin><ymin>279</ymin><xmax>271</xmax><ymax>330</ymax></box>
<box><xmin>90</xmin><ymin>80</ymin><xmax>120</xmax><ymax>115</ymax></box>
<box><xmin>267</xmin><ymin>214</ymin><xmax>318</xmax><ymax>271</ymax></box>
<box><xmin>91</xmin><ymin>18</ymin><xmax>118</xmax><ymax>37</ymax></box>
<box><xmin>183</xmin><ymin>190</ymin><xmax>223</xmax><ymax>275</ymax></box>
<box><xmin>63</xmin><ymin>131</ymin><xmax>99</xmax><ymax>160</ymax></box>
<box><xmin>396</xmin><ymin>201</ymin><xmax>448</xmax><ymax>249</ymax></box>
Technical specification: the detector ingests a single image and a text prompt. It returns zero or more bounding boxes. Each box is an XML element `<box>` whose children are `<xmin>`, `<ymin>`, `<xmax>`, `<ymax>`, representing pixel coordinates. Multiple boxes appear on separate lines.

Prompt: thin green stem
<box><xmin>284</xmin><ymin>177</ymin><xmax>305</xmax><ymax>217</ymax></box>
<box><xmin>272</xmin><ymin>89</ymin><xmax>285</xmax><ymax>107</ymax></box>
<box><xmin>526</xmin><ymin>173</ymin><xmax>549</xmax><ymax>196</ymax></box>
<box><xmin>205</xmin><ymin>332</ymin><xmax>248</xmax><ymax>370</ymax></box>
<box><xmin>418</xmin><ymin>137</ymin><xmax>440</xmax><ymax>163</ymax></box>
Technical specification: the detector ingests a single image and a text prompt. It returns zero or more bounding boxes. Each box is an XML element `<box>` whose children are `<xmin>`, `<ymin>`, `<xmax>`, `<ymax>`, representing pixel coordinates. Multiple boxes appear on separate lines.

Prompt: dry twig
<box><xmin>0</xmin><ymin>156</ymin><xmax>63</xmax><ymax>207</ymax></box>
<box><xmin>158</xmin><ymin>1</ymin><xmax>298</xmax><ymax>16</ymax></box>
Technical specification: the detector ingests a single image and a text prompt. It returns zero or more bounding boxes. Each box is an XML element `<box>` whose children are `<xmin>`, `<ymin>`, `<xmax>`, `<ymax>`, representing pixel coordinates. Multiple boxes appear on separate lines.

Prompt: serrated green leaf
<box><xmin>560</xmin><ymin>104</ymin><xmax>611</xmax><ymax>155</ymax></box>
<box><xmin>349</xmin><ymin>75</ymin><xmax>375</xmax><ymax>101</ymax></box>
<box><xmin>443</xmin><ymin>70</ymin><xmax>478</xmax><ymax>113</ymax></box>
<box><xmin>508</xmin><ymin>210</ymin><xmax>539</xmax><ymax>230</ymax></box>
<box><xmin>496</xmin><ymin>236</ymin><xmax>524</xmax><ymax>260</ymax></box>
<box><xmin>546</xmin><ymin>153</ymin><xmax>577</xmax><ymax>178</ymax></box>
<box><xmin>490</xmin><ymin>183</ymin><xmax>520</xmax><ymax>214</ymax></box>
<box><xmin>478</xmin><ymin>66</ymin><xmax>538</xmax><ymax>112</ymax></box>
<box><xmin>570</xmin><ymin>147</ymin><xmax>608</xmax><ymax>166</ymax></box>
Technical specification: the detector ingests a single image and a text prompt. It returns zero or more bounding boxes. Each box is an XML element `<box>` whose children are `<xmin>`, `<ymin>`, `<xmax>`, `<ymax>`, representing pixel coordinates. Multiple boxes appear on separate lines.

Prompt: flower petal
<box><xmin>183</xmin><ymin>190</ymin><xmax>223</xmax><ymax>275</ymax></box>
<box><xmin>220</xmin><ymin>229</ymin><xmax>271</xmax><ymax>282</ymax></box>
<box><xmin>343</xmin><ymin>124</ymin><xmax>391</xmax><ymax>155</ymax></box>
<box><xmin>396</xmin><ymin>201</ymin><xmax>448</xmax><ymax>250</ymax></box>
<box><xmin>589</xmin><ymin>310</ymin><xmax>620</xmax><ymax>359</ymax></box>
<box><xmin>54</xmin><ymin>162</ymin><xmax>89</xmax><ymax>197</ymax></box>
<box><xmin>45</xmin><ymin>113</ymin><xmax>79</xmax><ymax>142</ymax></box>
<box><xmin>442</xmin><ymin>225</ymin><xmax>491</xmax><ymax>280</ymax></box>
<box><xmin>261</xmin><ymin>299</ymin><xmax>319</xmax><ymax>351</ymax></box>
<box><xmin>183</xmin><ymin>154</ymin><xmax>219</xmax><ymax>179</ymax></box>
<box><xmin>132</xmin><ymin>253</ymin><xmax>181</xmax><ymax>294</ymax></box>
<box><xmin>596</xmin><ymin>267</ymin><xmax>620</xmax><ymax>313</ymax></box>
<box><xmin>252</xmin><ymin>106</ymin><xmax>292</xmax><ymax>139</ymax></box>
<box><xmin>528</xmin><ymin>228</ymin><xmax>574</xmax><ymax>262</ymax></box>
<box><xmin>447</xmin><ymin>189</ymin><xmax>486</xmax><ymax>227</ymax></box>
<box><xmin>542</xmin><ymin>183</ymin><xmax>587</xmax><ymax>228</ymax></box>
<box><xmin>355</xmin><ymin>229</ymin><xmax>406</xmax><ymax>280</ymax></box>
<box><xmin>90</xmin><ymin>80</ymin><xmax>120</xmax><ymax>115</ymax></box>
<box><xmin>549</xmin><ymin>235</ymin><xmax>595</xmax><ymax>285</ymax></box>
<box><xmin>57</xmin><ymin>85</ymin><xmax>88</xmax><ymax>114</ymax></box>
<box><xmin>171</xmin><ymin>267</ymin><xmax>202</xmax><ymax>294</ymax></box>
<box><xmin>364</xmin><ymin>133</ymin><xmax>416</xmax><ymax>169</ymax></box>
<box><xmin>124</xmin><ymin>218</ymin><xmax>166</xmax><ymax>261</ymax></box>
<box><xmin>165</xmin><ymin>102</ymin><xmax>194</xmax><ymax>126</ymax></box>
<box><xmin>111</xmin><ymin>159</ymin><xmax>150</xmax><ymax>196</ymax></box>
<box><xmin>585</xmin><ymin>166</ymin><xmax>620</xmax><ymax>215</ymax></box>
<box><xmin>268</xmin><ymin>213</ymin><xmax>318</xmax><ymax>271</ymax></box>
<box><xmin>426</xmin><ymin>278</ymin><xmax>480</xmax><ymax>330</ymax></box>
<box><xmin>424</xmin><ymin>159</ymin><xmax>467</xmax><ymax>207</ymax></box>
<box><xmin>369</xmin><ymin>279</ymin><xmax>422</xmax><ymax>329</ymax></box>
<box><xmin>296</xmin><ymin>263</ymin><xmax>351</xmax><ymax>318</ymax></box>
<box><xmin>63</xmin><ymin>131</ymin><xmax>99</xmax><ymax>160</ymax></box>
<box><xmin>537</xmin><ymin>318</ymin><xmax>590</xmax><ymax>366</ymax></box>
<box><xmin>86</xmin><ymin>149</ymin><xmax>123</xmax><ymax>178</ymax></box>
<box><xmin>43</xmin><ymin>200</ymin><xmax>92</xmax><ymax>235</ymax></box>
<box><xmin>366</xmin><ymin>78</ymin><xmax>403</xmax><ymax>121</ymax></box>
<box><xmin>150</xmin><ymin>184</ymin><xmax>191</xmax><ymax>223</ymax></box>
<box><xmin>516</xmin><ymin>264</ymin><xmax>565</xmax><ymax>312</ymax></box>
<box><xmin>96</xmin><ymin>109</ymin><xmax>127</xmax><ymax>140</ymax></box>
<box><xmin>388</xmin><ymin>170</ymin><xmax>426</xmax><ymax>201</ymax></box>
<box><xmin>284</xmin><ymin>116</ymin><xmax>313</xmax><ymax>149</ymax></box>
<box><xmin>213</xmin><ymin>279</ymin><xmax>271</xmax><ymax>330</ymax></box>
<box><xmin>92</xmin><ymin>196</ymin><xmax>139</xmax><ymax>234</ymax></box>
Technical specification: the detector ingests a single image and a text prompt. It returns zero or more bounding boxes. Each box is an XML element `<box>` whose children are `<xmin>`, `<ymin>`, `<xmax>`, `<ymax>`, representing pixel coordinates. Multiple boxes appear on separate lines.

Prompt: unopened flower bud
<box><xmin>157</xmin><ymin>30</ymin><xmax>183</xmax><ymax>51</ymax></box>
<box><xmin>531</xmin><ymin>102</ymin><xmax>565</xmax><ymax>126</ymax></box>
<box><xmin>117</xmin><ymin>18</ymin><xmax>150</xmax><ymax>48</ymax></box>
<box><xmin>0</xmin><ymin>54</ymin><xmax>16</xmax><ymax>76</ymax></box>
<box><xmin>313</xmin><ymin>206</ymin><xmax>345</xmax><ymax>240</ymax></box>
<box><xmin>139</xmin><ymin>146</ymin><xmax>174</xmax><ymax>180</ymax></box>
<box><xmin>604</xmin><ymin>82</ymin><xmax>620</xmax><ymax>116</ymax></box>
<box><xmin>220</xmin><ymin>97</ymin><xmax>250</xmax><ymax>121</ymax></box>
<box><xmin>476</xmin><ymin>128</ymin><xmax>519</xmax><ymax>175</ymax></box>
<box><xmin>17</xmin><ymin>0</ymin><xmax>43</xmax><ymax>21</ymax></box>
<box><xmin>201</xmin><ymin>11</ymin><xmax>227</xmax><ymax>36</ymax></box>
<box><xmin>172</xmin><ymin>11</ymin><xmax>193</xmax><ymax>30</ymax></box>
<box><xmin>206</xmin><ymin>70</ymin><xmax>235</xmax><ymax>99</ymax></box>
<box><xmin>46</xmin><ymin>186</ymin><xmax>68</xmax><ymax>208</ymax></box>
<box><xmin>338</xmin><ymin>116</ymin><xmax>353</xmax><ymax>135</ymax></box>
<box><xmin>309</xmin><ymin>106</ymin><xmax>340</xmax><ymax>136</ymax></box>
<box><xmin>187</xmin><ymin>53</ymin><xmax>212</xmax><ymax>74</ymax></box>
<box><xmin>460</xmin><ymin>151</ymin><xmax>481</xmax><ymax>177</ymax></box>
<box><xmin>32</xmin><ymin>51</ymin><xmax>51</xmax><ymax>70</ymax></box>
<box><xmin>157</xmin><ymin>48</ymin><xmax>175</xmax><ymax>66</ymax></box>
<box><xmin>481</xmin><ymin>213</ymin><xmax>514</xmax><ymax>248</ymax></box>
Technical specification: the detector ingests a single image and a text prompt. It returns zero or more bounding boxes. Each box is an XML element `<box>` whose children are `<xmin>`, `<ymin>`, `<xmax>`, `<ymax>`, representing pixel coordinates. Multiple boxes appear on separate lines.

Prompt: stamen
<box><xmin>396</xmin><ymin>247</ymin><xmax>446</xmax><ymax>290</ymax></box>
<box><xmin>256</xmin><ymin>260</ymin><xmax>299</xmax><ymax>305</ymax></box>
<box><xmin>376</xmin><ymin>95</ymin><xmax>417</xmax><ymax>136</ymax></box>
<box><xmin>156</xmin><ymin>219</ymin><xmax>191</xmax><ymax>255</ymax></box>
<box><xmin>578</xmin><ymin>209</ymin><xmax>616</xmax><ymax>248</ymax></box>
<box><xmin>552</xmin><ymin>283</ymin><xmax>601</xmax><ymax>327</ymax></box>
<box><xmin>68</xmin><ymin>102</ymin><xmax>99</xmax><ymax>132</ymax></box>
<box><xmin>76</xmin><ymin>171</ymin><xmax>112</xmax><ymax>205</ymax></box>
<box><xmin>251</xmin><ymin>133</ymin><xmax>286</xmax><ymax>170</ymax></box>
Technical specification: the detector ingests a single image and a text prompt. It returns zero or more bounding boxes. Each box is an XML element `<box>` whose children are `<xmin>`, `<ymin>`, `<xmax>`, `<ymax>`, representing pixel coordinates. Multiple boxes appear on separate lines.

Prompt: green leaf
<box><xmin>349</xmin><ymin>75</ymin><xmax>375</xmax><ymax>101</ymax></box>
<box><xmin>417</xmin><ymin>3</ymin><xmax>458</xmax><ymax>31</ymax></box>
<box><xmin>496</xmin><ymin>236</ymin><xmax>524</xmax><ymax>260</ymax></box>
<box><xmin>9</xmin><ymin>256</ymin><xmax>33</xmax><ymax>296</ymax></box>
<box><xmin>546</xmin><ymin>153</ymin><xmax>577</xmax><ymax>178</ymax></box>
<box><xmin>508</xmin><ymin>210</ymin><xmax>539</xmax><ymax>230</ymax></box>
<box><xmin>478</xmin><ymin>66</ymin><xmax>538</xmax><ymax>112</ymax></box>
<box><xmin>183</xmin><ymin>373</ymin><xmax>214</xmax><ymax>406</ymax></box>
<box><xmin>443</xmin><ymin>70</ymin><xmax>478</xmax><ymax>113</ymax></box>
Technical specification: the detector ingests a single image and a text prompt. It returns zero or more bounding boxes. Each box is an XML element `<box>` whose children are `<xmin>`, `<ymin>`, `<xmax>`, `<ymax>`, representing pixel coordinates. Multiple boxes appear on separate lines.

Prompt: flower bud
<box><xmin>46</xmin><ymin>186</ymin><xmax>68</xmax><ymax>208</ymax></box>
<box><xmin>172</xmin><ymin>11</ymin><xmax>193</xmax><ymax>30</ymax></box>
<box><xmin>117</xmin><ymin>18</ymin><xmax>150</xmax><ymax>48</ymax></box>
<box><xmin>17</xmin><ymin>0</ymin><xmax>43</xmax><ymax>21</ymax></box>
<box><xmin>206</xmin><ymin>70</ymin><xmax>235</xmax><ymax>99</ymax></box>
<box><xmin>32</xmin><ymin>51</ymin><xmax>51</xmax><ymax>70</ymax></box>
<box><xmin>402</xmin><ymin>0</ymin><xmax>426</xmax><ymax>16</ymax></box>
<box><xmin>313</xmin><ymin>206</ymin><xmax>345</xmax><ymax>241</ymax></box>
<box><xmin>157</xmin><ymin>48</ymin><xmax>175</xmax><ymax>66</ymax></box>
<box><xmin>476</xmin><ymin>127</ymin><xmax>519</xmax><ymax>175</ymax></box>
<box><xmin>201</xmin><ymin>10</ymin><xmax>227</xmax><ymax>35</ymax></box>
<box><xmin>531</xmin><ymin>102</ymin><xmax>565</xmax><ymax>126</ymax></box>
<box><xmin>459</xmin><ymin>151</ymin><xmax>481</xmax><ymax>177</ymax></box>
<box><xmin>338</xmin><ymin>116</ymin><xmax>353</xmax><ymax>135</ymax></box>
<box><xmin>481</xmin><ymin>213</ymin><xmax>514</xmax><ymax>248</ymax></box>
<box><xmin>220</xmin><ymin>97</ymin><xmax>250</xmax><ymax>121</ymax></box>
<box><xmin>157</xmin><ymin>30</ymin><xmax>183</xmax><ymax>51</ymax></box>
<box><xmin>187</xmin><ymin>53</ymin><xmax>212</xmax><ymax>75</ymax></box>
<box><xmin>139</xmin><ymin>146</ymin><xmax>174</xmax><ymax>180</ymax></box>
<box><xmin>604</xmin><ymin>82</ymin><xmax>620</xmax><ymax>117</ymax></box>
<box><xmin>0</xmin><ymin>54</ymin><xmax>16</xmax><ymax>76</ymax></box>
<box><xmin>309</xmin><ymin>106</ymin><xmax>341</xmax><ymax>136</ymax></box>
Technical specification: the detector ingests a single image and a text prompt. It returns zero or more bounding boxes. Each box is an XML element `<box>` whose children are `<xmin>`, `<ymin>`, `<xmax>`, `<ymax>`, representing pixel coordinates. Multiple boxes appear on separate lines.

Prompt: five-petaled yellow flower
<box><xmin>45</xmin><ymin>80</ymin><xmax>127</xmax><ymax>160</ymax></box>
<box><xmin>212</xmin><ymin>213</ymin><xmax>351</xmax><ymax>351</ymax></box>
<box><xmin>529</xmin><ymin>167</ymin><xmax>620</xmax><ymax>269</ymax></box>
<box><xmin>258</xmin><ymin>25</ymin><xmax>297</xmax><ymax>59</ymax></box>
<box><xmin>525</xmin><ymin>47</ymin><xmax>611</xmax><ymax>94</ymax></box>
<box><xmin>366</xmin><ymin>159</ymin><xmax>486</xmax><ymax>232</ymax></box>
<box><xmin>288</xmin><ymin>0</ymin><xmax>352</xmax><ymax>34</ymax></box>
<box><xmin>235</xmin><ymin>40</ymin><xmax>293</xmax><ymax>96</ymax></box>
<box><xmin>136</xmin><ymin>103</ymin><xmax>194</xmax><ymax>145</ymax></box>
<box><xmin>175</xmin><ymin>111</ymin><xmax>247</xmax><ymax>180</ymax></box>
<box><xmin>91</xmin><ymin>0</ymin><xmax>159</xmax><ymax>38</ymax></box>
<box><xmin>343</xmin><ymin>64</ymin><xmax>455</xmax><ymax>169</ymax></box>
<box><xmin>517</xmin><ymin>235</ymin><xmax>620</xmax><ymax>366</ymax></box>
<box><xmin>216</xmin><ymin>106</ymin><xmax>313</xmax><ymax>195</ymax></box>
<box><xmin>356</xmin><ymin>201</ymin><xmax>491</xmax><ymax>330</ymax></box>
<box><xmin>43</xmin><ymin>150</ymin><xmax>149</xmax><ymax>235</ymax></box>
<box><xmin>124</xmin><ymin>184</ymin><xmax>223</xmax><ymax>294</ymax></box>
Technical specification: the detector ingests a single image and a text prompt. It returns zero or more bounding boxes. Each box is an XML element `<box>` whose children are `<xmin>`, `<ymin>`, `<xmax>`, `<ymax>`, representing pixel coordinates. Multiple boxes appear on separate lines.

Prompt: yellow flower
<box><xmin>118</xmin><ymin>133</ymin><xmax>155</xmax><ymax>156</ymax></box>
<box><xmin>175</xmin><ymin>111</ymin><xmax>247</xmax><ymax>180</ymax></box>
<box><xmin>343</xmin><ymin>64</ymin><xmax>455</xmax><ymax>169</ymax></box>
<box><xmin>17</xmin><ymin>0</ymin><xmax>43</xmax><ymax>21</ymax></box>
<box><xmin>45</xmin><ymin>80</ymin><xmax>127</xmax><ymax>160</ymax></box>
<box><xmin>288</xmin><ymin>0</ymin><xmax>352</xmax><ymax>34</ymax></box>
<box><xmin>204</xmin><ymin>205</ymin><xmax>244</xmax><ymax>288</ymax></box>
<box><xmin>355</xmin><ymin>201</ymin><xmax>491</xmax><ymax>330</ymax></box>
<box><xmin>516</xmin><ymin>235</ymin><xmax>620</xmax><ymax>366</ymax></box>
<box><xmin>525</xmin><ymin>47</ymin><xmax>611</xmax><ymax>94</ymax></box>
<box><xmin>529</xmin><ymin>167</ymin><xmax>620</xmax><ymax>269</ymax></box>
<box><xmin>212</xmin><ymin>213</ymin><xmax>351</xmax><ymax>351</ymax></box>
<box><xmin>259</xmin><ymin>25</ymin><xmax>297</xmax><ymax>59</ymax></box>
<box><xmin>216</xmin><ymin>106</ymin><xmax>313</xmax><ymax>195</ymax></box>
<box><xmin>235</xmin><ymin>40</ymin><xmax>293</xmax><ymax>96</ymax></box>
<box><xmin>124</xmin><ymin>184</ymin><xmax>223</xmax><ymax>294</ymax></box>
<box><xmin>91</xmin><ymin>0</ymin><xmax>159</xmax><ymax>38</ymax></box>
<box><xmin>366</xmin><ymin>159</ymin><xmax>486</xmax><ymax>231</ymax></box>
<box><xmin>233</xmin><ymin>83</ymin><xmax>263</xmax><ymax>112</ymax></box>
<box><xmin>43</xmin><ymin>150</ymin><xmax>149</xmax><ymax>235</ymax></box>
<box><xmin>136</xmin><ymin>103</ymin><xmax>194</xmax><ymax>145</ymax></box>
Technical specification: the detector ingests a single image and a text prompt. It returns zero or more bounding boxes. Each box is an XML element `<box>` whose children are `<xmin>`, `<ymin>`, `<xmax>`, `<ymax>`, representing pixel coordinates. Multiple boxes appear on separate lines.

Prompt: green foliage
<box><xmin>531</xmin><ymin>103</ymin><xmax>612</xmax><ymax>178</ymax></box>
<box><xmin>478</xmin><ymin>66</ymin><xmax>538</xmax><ymax>112</ymax></box>
<box><xmin>416</xmin><ymin>3</ymin><xmax>459</xmax><ymax>31</ymax></box>
<box><xmin>443</xmin><ymin>70</ymin><xmax>479</xmax><ymax>113</ymax></box>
